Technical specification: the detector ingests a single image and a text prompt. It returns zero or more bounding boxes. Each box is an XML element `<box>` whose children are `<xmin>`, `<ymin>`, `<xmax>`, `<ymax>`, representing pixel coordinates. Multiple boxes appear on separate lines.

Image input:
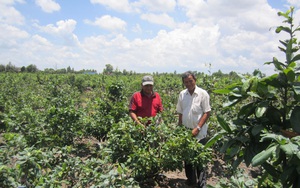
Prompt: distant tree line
<box><xmin>0</xmin><ymin>62</ymin><xmax>255</xmax><ymax>78</ymax></box>
<box><xmin>0</xmin><ymin>62</ymin><xmax>97</xmax><ymax>74</ymax></box>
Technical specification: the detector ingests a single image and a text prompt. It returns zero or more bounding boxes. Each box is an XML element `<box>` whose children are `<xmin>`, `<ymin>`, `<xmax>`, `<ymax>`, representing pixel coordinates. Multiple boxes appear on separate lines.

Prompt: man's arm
<box><xmin>198</xmin><ymin>111</ymin><xmax>210</xmax><ymax>128</ymax></box>
<box><xmin>192</xmin><ymin>111</ymin><xmax>210</xmax><ymax>136</ymax></box>
<box><xmin>157</xmin><ymin>93</ymin><xmax>163</xmax><ymax>113</ymax></box>
<box><xmin>178</xmin><ymin>113</ymin><xmax>183</xmax><ymax>126</ymax></box>
<box><xmin>129</xmin><ymin>110</ymin><xmax>141</xmax><ymax>125</ymax></box>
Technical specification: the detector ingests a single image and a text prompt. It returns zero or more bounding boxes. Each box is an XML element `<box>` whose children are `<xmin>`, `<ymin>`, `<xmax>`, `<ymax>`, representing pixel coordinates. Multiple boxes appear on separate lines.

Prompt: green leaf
<box><xmin>220</xmin><ymin>139</ymin><xmax>235</xmax><ymax>153</ymax></box>
<box><xmin>287</xmin><ymin>61</ymin><xmax>296</xmax><ymax>68</ymax></box>
<box><xmin>290</xmin><ymin>106</ymin><xmax>300</xmax><ymax>133</ymax></box>
<box><xmin>279</xmin><ymin>40</ymin><xmax>287</xmax><ymax>48</ymax></box>
<box><xmin>255</xmin><ymin>101</ymin><xmax>268</xmax><ymax>118</ymax></box>
<box><xmin>236</xmin><ymin>135</ymin><xmax>250</xmax><ymax>143</ymax></box>
<box><xmin>230</xmin><ymin>91</ymin><xmax>243</xmax><ymax>97</ymax></box>
<box><xmin>242</xmin><ymin>79</ymin><xmax>251</xmax><ymax>94</ymax></box>
<box><xmin>229</xmin><ymin>145</ymin><xmax>240</xmax><ymax>158</ymax></box>
<box><xmin>291</xmin><ymin>54</ymin><xmax>300</xmax><ymax>62</ymax></box>
<box><xmin>262</xmin><ymin>162</ymin><xmax>280</xmax><ymax>179</ymax></box>
<box><xmin>265</xmin><ymin>57</ymin><xmax>284</xmax><ymax>71</ymax></box>
<box><xmin>205</xmin><ymin>132</ymin><xmax>225</xmax><ymax>149</ymax></box>
<box><xmin>291</xmin><ymin>136</ymin><xmax>300</xmax><ymax>143</ymax></box>
<box><xmin>266</xmin><ymin>106</ymin><xmax>282</xmax><ymax>125</ymax></box>
<box><xmin>261</xmin><ymin>133</ymin><xmax>288</xmax><ymax>145</ymax></box>
<box><xmin>232</xmin><ymin>156</ymin><xmax>243</xmax><ymax>170</ymax></box>
<box><xmin>280</xmin><ymin>165</ymin><xmax>296</xmax><ymax>184</ymax></box>
<box><xmin>244</xmin><ymin>144</ymin><xmax>257</xmax><ymax>166</ymax></box>
<box><xmin>217</xmin><ymin>116</ymin><xmax>232</xmax><ymax>133</ymax></box>
<box><xmin>283</xmin><ymin>67</ymin><xmax>295</xmax><ymax>82</ymax></box>
<box><xmin>238</xmin><ymin>102</ymin><xmax>256</xmax><ymax>119</ymax></box>
<box><xmin>251</xmin><ymin>125</ymin><xmax>265</xmax><ymax>136</ymax></box>
<box><xmin>223</xmin><ymin>98</ymin><xmax>240</xmax><ymax>107</ymax></box>
<box><xmin>252</xmin><ymin>145</ymin><xmax>276</xmax><ymax>166</ymax></box>
<box><xmin>275</xmin><ymin>26</ymin><xmax>291</xmax><ymax>34</ymax></box>
<box><xmin>250</xmin><ymin>77</ymin><xmax>258</xmax><ymax>92</ymax></box>
<box><xmin>297</xmin><ymin>150</ymin><xmax>300</xmax><ymax>160</ymax></box>
<box><xmin>278</xmin><ymin>46</ymin><xmax>286</xmax><ymax>53</ymax></box>
<box><xmin>277</xmin><ymin>11</ymin><xmax>290</xmax><ymax>19</ymax></box>
<box><xmin>280</xmin><ymin>142</ymin><xmax>298</xmax><ymax>155</ymax></box>
<box><xmin>213</xmin><ymin>88</ymin><xmax>231</xmax><ymax>94</ymax></box>
<box><xmin>247</xmin><ymin>91</ymin><xmax>261</xmax><ymax>98</ymax></box>
<box><xmin>117</xmin><ymin>165</ymin><xmax>122</xmax><ymax>174</ymax></box>
<box><xmin>261</xmin><ymin>73</ymin><xmax>282</xmax><ymax>88</ymax></box>
<box><xmin>293</xmin><ymin>82</ymin><xmax>300</xmax><ymax>96</ymax></box>
<box><xmin>286</xmin><ymin>40</ymin><xmax>293</xmax><ymax>63</ymax></box>
<box><xmin>261</xmin><ymin>73</ymin><xmax>278</xmax><ymax>83</ymax></box>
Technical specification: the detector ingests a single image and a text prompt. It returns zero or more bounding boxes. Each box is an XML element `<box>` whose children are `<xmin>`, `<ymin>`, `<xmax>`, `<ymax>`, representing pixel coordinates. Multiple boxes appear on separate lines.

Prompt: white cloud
<box><xmin>174</xmin><ymin>0</ymin><xmax>289</xmax><ymax>75</ymax></box>
<box><xmin>36</xmin><ymin>19</ymin><xmax>79</xmax><ymax>46</ymax></box>
<box><xmin>132</xmin><ymin>24</ymin><xmax>142</xmax><ymax>33</ymax></box>
<box><xmin>31</xmin><ymin>35</ymin><xmax>52</xmax><ymax>46</ymax></box>
<box><xmin>38</xmin><ymin>19</ymin><xmax>76</xmax><ymax>35</ymax></box>
<box><xmin>178</xmin><ymin>0</ymin><xmax>279</xmax><ymax>31</ymax></box>
<box><xmin>90</xmin><ymin>0</ymin><xmax>176</xmax><ymax>14</ymax></box>
<box><xmin>140</xmin><ymin>13</ymin><xmax>176</xmax><ymax>28</ymax></box>
<box><xmin>220</xmin><ymin>31</ymin><xmax>266</xmax><ymax>54</ymax></box>
<box><xmin>0</xmin><ymin>1</ymin><xmax>25</xmax><ymax>25</ymax></box>
<box><xmin>218</xmin><ymin>30</ymin><xmax>282</xmax><ymax>71</ymax></box>
<box><xmin>177</xmin><ymin>0</ymin><xmax>207</xmax><ymax>22</ymax></box>
<box><xmin>1</xmin><ymin>0</ymin><xmax>25</xmax><ymax>5</ymax></box>
<box><xmin>79</xmin><ymin>24</ymin><xmax>221</xmax><ymax>73</ymax></box>
<box><xmin>35</xmin><ymin>0</ymin><xmax>60</xmax><ymax>13</ymax></box>
<box><xmin>4</xmin><ymin>34</ymin><xmax>81</xmax><ymax>70</ymax></box>
<box><xmin>133</xmin><ymin>0</ymin><xmax>176</xmax><ymax>12</ymax></box>
<box><xmin>0</xmin><ymin>24</ymin><xmax>28</xmax><ymax>48</ymax></box>
<box><xmin>84</xmin><ymin>15</ymin><xmax>127</xmax><ymax>32</ymax></box>
<box><xmin>90</xmin><ymin>0</ymin><xmax>133</xmax><ymax>13</ymax></box>
<box><xmin>287</xmin><ymin>0</ymin><xmax>300</xmax><ymax>8</ymax></box>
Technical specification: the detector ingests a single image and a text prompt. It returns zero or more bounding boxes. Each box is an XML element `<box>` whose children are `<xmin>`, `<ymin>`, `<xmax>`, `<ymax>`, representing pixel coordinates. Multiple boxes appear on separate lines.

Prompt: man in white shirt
<box><xmin>176</xmin><ymin>71</ymin><xmax>211</xmax><ymax>188</ymax></box>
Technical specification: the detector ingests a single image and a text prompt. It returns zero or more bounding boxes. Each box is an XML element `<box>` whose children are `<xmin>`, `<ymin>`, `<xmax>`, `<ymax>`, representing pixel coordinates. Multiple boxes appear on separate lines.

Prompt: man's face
<box><xmin>183</xmin><ymin>75</ymin><xmax>196</xmax><ymax>92</ymax></box>
<box><xmin>142</xmin><ymin>84</ymin><xmax>153</xmax><ymax>95</ymax></box>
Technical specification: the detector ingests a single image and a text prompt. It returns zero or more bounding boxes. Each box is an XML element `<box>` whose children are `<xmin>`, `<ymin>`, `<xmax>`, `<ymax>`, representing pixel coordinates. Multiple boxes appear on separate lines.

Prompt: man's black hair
<box><xmin>181</xmin><ymin>71</ymin><xmax>197</xmax><ymax>82</ymax></box>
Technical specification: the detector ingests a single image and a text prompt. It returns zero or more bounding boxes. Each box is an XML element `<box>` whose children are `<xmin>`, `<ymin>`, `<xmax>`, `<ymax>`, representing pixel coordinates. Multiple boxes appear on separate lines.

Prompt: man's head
<box><xmin>142</xmin><ymin>75</ymin><xmax>154</xmax><ymax>86</ymax></box>
<box><xmin>181</xmin><ymin>71</ymin><xmax>196</xmax><ymax>82</ymax></box>
<box><xmin>182</xmin><ymin>71</ymin><xmax>196</xmax><ymax>92</ymax></box>
<box><xmin>142</xmin><ymin>75</ymin><xmax>154</xmax><ymax>95</ymax></box>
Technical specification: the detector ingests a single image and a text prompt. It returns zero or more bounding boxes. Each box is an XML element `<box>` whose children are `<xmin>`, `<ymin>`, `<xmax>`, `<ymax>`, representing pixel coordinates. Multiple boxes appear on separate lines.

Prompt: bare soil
<box><xmin>77</xmin><ymin>137</ymin><xmax>260</xmax><ymax>188</ymax></box>
<box><xmin>143</xmin><ymin>154</ymin><xmax>261</xmax><ymax>188</ymax></box>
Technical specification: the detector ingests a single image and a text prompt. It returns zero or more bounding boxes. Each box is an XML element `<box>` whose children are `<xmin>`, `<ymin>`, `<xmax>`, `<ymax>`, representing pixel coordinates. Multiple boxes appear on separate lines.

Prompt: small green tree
<box><xmin>6</xmin><ymin>62</ymin><xmax>17</xmax><ymax>72</ymax></box>
<box><xmin>103</xmin><ymin>64</ymin><xmax>114</xmax><ymax>75</ymax></box>
<box><xmin>26</xmin><ymin>64</ymin><xmax>38</xmax><ymax>72</ymax></box>
<box><xmin>0</xmin><ymin>64</ymin><xmax>6</xmax><ymax>72</ymax></box>
<box><xmin>209</xmin><ymin>7</ymin><xmax>300</xmax><ymax>187</ymax></box>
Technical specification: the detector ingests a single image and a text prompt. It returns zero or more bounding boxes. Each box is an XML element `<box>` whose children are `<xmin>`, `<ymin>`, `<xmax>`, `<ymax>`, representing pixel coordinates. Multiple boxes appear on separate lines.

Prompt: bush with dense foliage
<box><xmin>210</xmin><ymin>7</ymin><xmax>300</xmax><ymax>188</ymax></box>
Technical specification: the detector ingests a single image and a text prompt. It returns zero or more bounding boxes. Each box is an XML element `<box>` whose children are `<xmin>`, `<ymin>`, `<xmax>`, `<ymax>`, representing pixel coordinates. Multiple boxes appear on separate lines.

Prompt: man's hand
<box><xmin>192</xmin><ymin>127</ymin><xmax>200</xmax><ymax>136</ymax></box>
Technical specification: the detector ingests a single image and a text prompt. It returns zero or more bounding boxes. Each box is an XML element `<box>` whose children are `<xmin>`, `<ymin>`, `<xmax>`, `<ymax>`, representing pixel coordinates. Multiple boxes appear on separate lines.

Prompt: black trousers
<box><xmin>184</xmin><ymin>138</ymin><xmax>207</xmax><ymax>188</ymax></box>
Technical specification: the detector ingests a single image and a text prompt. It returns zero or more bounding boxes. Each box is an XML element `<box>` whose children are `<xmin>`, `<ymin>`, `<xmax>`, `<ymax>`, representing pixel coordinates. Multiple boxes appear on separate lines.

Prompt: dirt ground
<box><xmin>78</xmin><ymin>137</ymin><xmax>259</xmax><ymax>188</ymax></box>
<box><xmin>146</xmin><ymin>156</ymin><xmax>260</xmax><ymax>188</ymax></box>
<box><xmin>160</xmin><ymin>164</ymin><xmax>226</xmax><ymax>187</ymax></box>
<box><xmin>149</xmin><ymin>163</ymin><xmax>221</xmax><ymax>188</ymax></box>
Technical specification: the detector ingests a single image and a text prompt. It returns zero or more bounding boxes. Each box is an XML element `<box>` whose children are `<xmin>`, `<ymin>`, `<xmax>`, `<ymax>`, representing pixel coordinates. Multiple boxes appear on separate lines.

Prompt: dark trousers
<box><xmin>184</xmin><ymin>138</ymin><xmax>207</xmax><ymax>188</ymax></box>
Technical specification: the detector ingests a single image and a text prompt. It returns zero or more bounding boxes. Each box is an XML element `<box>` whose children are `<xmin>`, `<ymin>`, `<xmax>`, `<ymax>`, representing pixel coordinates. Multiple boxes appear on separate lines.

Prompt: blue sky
<box><xmin>1</xmin><ymin>0</ymin><xmax>300</xmax><ymax>74</ymax></box>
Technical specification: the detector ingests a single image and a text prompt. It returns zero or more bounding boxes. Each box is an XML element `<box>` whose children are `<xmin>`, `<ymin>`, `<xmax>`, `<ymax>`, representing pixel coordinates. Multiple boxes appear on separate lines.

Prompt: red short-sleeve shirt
<box><xmin>129</xmin><ymin>91</ymin><xmax>163</xmax><ymax>118</ymax></box>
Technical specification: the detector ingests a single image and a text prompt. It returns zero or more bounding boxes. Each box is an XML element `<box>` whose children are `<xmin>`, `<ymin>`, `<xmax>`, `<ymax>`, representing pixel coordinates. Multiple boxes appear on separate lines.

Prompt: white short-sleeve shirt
<box><xmin>176</xmin><ymin>86</ymin><xmax>211</xmax><ymax>140</ymax></box>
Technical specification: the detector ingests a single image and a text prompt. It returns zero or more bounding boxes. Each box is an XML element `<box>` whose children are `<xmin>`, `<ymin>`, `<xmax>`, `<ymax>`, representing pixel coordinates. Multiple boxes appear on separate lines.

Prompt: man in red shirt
<box><xmin>129</xmin><ymin>75</ymin><xmax>163</xmax><ymax>125</ymax></box>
